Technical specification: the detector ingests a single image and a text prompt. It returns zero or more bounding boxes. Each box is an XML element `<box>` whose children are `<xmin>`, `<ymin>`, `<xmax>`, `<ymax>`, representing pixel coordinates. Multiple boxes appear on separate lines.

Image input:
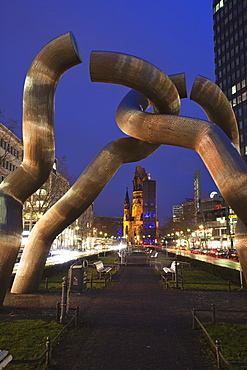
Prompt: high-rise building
<box><xmin>123</xmin><ymin>166</ymin><xmax>159</xmax><ymax>245</ymax></box>
<box><xmin>172</xmin><ymin>205</ymin><xmax>183</xmax><ymax>222</ymax></box>
<box><xmin>213</xmin><ymin>0</ymin><xmax>247</xmax><ymax>159</ymax></box>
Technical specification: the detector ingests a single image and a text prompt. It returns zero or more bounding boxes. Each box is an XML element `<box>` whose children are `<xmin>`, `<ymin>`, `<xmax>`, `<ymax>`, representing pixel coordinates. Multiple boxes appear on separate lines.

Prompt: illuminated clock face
<box><xmin>210</xmin><ymin>191</ymin><xmax>218</xmax><ymax>198</ymax></box>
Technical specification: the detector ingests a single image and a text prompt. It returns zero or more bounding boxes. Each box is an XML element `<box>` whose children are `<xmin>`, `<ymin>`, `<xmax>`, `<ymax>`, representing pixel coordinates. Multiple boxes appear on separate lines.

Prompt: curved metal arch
<box><xmin>12</xmin><ymin>53</ymin><xmax>183</xmax><ymax>294</ymax></box>
<box><xmin>0</xmin><ymin>32</ymin><xmax>82</xmax><ymax>305</ymax></box>
<box><xmin>115</xmin><ymin>85</ymin><xmax>247</xmax><ymax>280</ymax></box>
<box><xmin>115</xmin><ymin>89</ymin><xmax>247</xmax><ymax>226</ymax></box>
<box><xmin>11</xmin><ymin>138</ymin><xmax>159</xmax><ymax>293</ymax></box>
<box><xmin>1</xmin><ymin>32</ymin><xmax>82</xmax><ymax>202</ymax></box>
<box><xmin>90</xmin><ymin>51</ymin><xmax>182</xmax><ymax>115</ymax></box>
<box><xmin>191</xmin><ymin>75</ymin><xmax>240</xmax><ymax>152</ymax></box>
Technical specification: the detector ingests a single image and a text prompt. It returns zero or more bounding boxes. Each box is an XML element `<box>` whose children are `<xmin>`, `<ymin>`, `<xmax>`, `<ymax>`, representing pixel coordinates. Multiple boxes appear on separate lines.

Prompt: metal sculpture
<box><xmin>3</xmin><ymin>42</ymin><xmax>247</xmax><ymax>300</ymax></box>
<box><xmin>91</xmin><ymin>52</ymin><xmax>247</xmax><ymax>279</ymax></box>
<box><xmin>0</xmin><ymin>33</ymin><xmax>82</xmax><ymax>305</ymax></box>
<box><xmin>12</xmin><ymin>57</ymin><xmax>185</xmax><ymax>293</ymax></box>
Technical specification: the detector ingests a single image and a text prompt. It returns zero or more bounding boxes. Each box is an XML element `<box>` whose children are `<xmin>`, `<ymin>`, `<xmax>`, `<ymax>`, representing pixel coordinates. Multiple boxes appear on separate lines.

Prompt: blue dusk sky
<box><xmin>0</xmin><ymin>1</ymin><xmax>219</xmax><ymax>222</ymax></box>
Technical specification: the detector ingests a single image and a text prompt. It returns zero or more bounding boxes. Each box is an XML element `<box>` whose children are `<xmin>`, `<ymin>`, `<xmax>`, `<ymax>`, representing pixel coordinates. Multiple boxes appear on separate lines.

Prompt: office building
<box><xmin>213</xmin><ymin>0</ymin><xmax>247</xmax><ymax>158</ymax></box>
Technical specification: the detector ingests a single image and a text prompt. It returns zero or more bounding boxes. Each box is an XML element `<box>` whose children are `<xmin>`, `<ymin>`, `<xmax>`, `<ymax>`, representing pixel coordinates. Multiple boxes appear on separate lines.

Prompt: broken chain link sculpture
<box><xmin>12</xmin><ymin>48</ymin><xmax>184</xmax><ymax>294</ymax></box>
<box><xmin>1</xmin><ymin>33</ymin><xmax>246</xmax><ymax>303</ymax></box>
<box><xmin>92</xmin><ymin>53</ymin><xmax>247</xmax><ymax>279</ymax></box>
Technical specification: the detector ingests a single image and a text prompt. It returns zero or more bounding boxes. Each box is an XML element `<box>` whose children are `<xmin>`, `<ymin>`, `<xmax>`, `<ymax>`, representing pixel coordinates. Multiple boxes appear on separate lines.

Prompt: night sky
<box><xmin>1</xmin><ymin>1</ymin><xmax>218</xmax><ymax>223</ymax></box>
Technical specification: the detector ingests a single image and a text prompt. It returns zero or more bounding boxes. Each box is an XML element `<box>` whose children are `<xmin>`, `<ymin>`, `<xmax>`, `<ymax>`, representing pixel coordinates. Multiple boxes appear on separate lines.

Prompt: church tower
<box><xmin>123</xmin><ymin>166</ymin><xmax>159</xmax><ymax>245</ymax></box>
<box><xmin>123</xmin><ymin>188</ymin><xmax>131</xmax><ymax>243</ymax></box>
<box><xmin>132</xmin><ymin>166</ymin><xmax>148</xmax><ymax>244</ymax></box>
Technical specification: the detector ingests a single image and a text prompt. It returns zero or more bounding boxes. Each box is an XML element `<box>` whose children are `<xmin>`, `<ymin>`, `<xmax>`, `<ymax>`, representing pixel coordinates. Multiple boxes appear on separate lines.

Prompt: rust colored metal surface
<box><xmin>115</xmin><ymin>88</ymin><xmax>247</xmax><ymax>223</ymax></box>
<box><xmin>191</xmin><ymin>75</ymin><xmax>240</xmax><ymax>152</ymax></box>
<box><xmin>90</xmin><ymin>51</ymin><xmax>181</xmax><ymax>115</ymax></box>
<box><xmin>0</xmin><ymin>33</ymin><xmax>82</xmax><ymax>305</ymax></box>
<box><xmin>115</xmin><ymin>81</ymin><xmax>247</xmax><ymax>279</ymax></box>
<box><xmin>6</xmin><ymin>46</ymin><xmax>247</xmax><ymax>296</ymax></box>
<box><xmin>12</xmin><ymin>53</ymin><xmax>183</xmax><ymax>294</ymax></box>
<box><xmin>11</xmin><ymin>138</ymin><xmax>159</xmax><ymax>293</ymax></box>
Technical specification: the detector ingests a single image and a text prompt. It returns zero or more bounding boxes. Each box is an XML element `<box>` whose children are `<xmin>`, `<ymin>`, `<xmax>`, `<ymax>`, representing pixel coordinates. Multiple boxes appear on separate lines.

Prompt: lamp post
<box><xmin>187</xmin><ymin>229</ymin><xmax>191</xmax><ymax>249</ymax></box>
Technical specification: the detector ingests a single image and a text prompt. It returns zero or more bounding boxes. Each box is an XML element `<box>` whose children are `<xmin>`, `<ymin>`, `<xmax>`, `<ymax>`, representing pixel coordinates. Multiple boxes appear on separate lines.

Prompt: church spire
<box><xmin>124</xmin><ymin>187</ymin><xmax>130</xmax><ymax>208</ymax></box>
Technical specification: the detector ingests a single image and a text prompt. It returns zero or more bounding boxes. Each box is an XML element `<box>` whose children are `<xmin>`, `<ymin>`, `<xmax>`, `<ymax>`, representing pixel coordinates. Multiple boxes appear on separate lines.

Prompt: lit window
<box><xmin>231</xmin><ymin>85</ymin><xmax>236</xmax><ymax>94</ymax></box>
<box><xmin>214</xmin><ymin>0</ymin><xmax>224</xmax><ymax>13</ymax></box>
<box><xmin>245</xmin><ymin>146</ymin><xmax>247</xmax><ymax>156</ymax></box>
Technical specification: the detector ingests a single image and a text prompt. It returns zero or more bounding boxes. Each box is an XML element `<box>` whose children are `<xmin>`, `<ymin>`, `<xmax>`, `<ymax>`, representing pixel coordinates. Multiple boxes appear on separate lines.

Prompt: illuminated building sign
<box><xmin>214</xmin><ymin>204</ymin><xmax>223</xmax><ymax>210</ymax></box>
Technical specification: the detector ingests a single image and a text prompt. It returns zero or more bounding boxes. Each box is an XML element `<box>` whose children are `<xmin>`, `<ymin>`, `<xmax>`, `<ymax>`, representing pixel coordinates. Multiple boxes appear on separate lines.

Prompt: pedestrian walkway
<box><xmin>52</xmin><ymin>252</ymin><xmax>215</xmax><ymax>369</ymax></box>
<box><xmin>4</xmin><ymin>251</ymin><xmax>247</xmax><ymax>369</ymax></box>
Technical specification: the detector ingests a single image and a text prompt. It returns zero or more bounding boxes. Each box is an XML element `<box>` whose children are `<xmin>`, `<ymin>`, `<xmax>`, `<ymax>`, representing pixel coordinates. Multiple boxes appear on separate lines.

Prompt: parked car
<box><xmin>209</xmin><ymin>249</ymin><xmax>217</xmax><ymax>256</ymax></box>
<box><xmin>215</xmin><ymin>249</ymin><xmax>228</xmax><ymax>258</ymax></box>
<box><xmin>190</xmin><ymin>247</ymin><xmax>201</xmax><ymax>254</ymax></box>
<box><xmin>227</xmin><ymin>249</ymin><xmax>239</xmax><ymax>260</ymax></box>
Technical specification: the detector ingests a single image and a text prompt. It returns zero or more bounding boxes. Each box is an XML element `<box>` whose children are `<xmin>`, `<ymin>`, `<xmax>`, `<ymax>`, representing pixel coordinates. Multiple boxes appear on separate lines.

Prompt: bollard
<box><xmin>192</xmin><ymin>309</ymin><xmax>196</xmax><ymax>330</ymax></box>
<box><xmin>164</xmin><ymin>277</ymin><xmax>169</xmax><ymax>289</ymax></box>
<box><xmin>46</xmin><ymin>336</ymin><xmax>52</xmax><ymax>366</ymax></box>
<box><xmin>56</xmin><ymin>302</ymin><xmax>60</xmax><ymax>322</ymax></box>
<box><xmin>60</xmin><ymin>276</ymin><xmax>68</xmax><ymax>324</ymax></box>
<box><xmin>45</xmin><ymin>278</ymin><xmax>49</xmax><ymax>290</ymax></box>
<box><xmin>211</xmin><ymin>303</ymin><xmax>216</xmax><ymax>324</ymax></box>
<box><xmin>75</xmin><ymin>306</ymin><xmax>79</xmax><ymax>327</ymax></box>
<box><xmin>175</xmin><ymin>261</ymin><xmax>179</xmax><ymax>289</ymax></box>
<box><xmin>228</xmin><ymin>280</ymin><xmax>231</xmax><ymax>291</ymax></box>
<box><xmin>90</xmin><ymin>274</ymin><xmax>93</xmax><ymax>289</ymax></box>
<box><xmin>181</xmin><ymin>273</ymin><xmax>184</xmax><ymax>290</ymax></box>
<box><xmin>215</xmin><ymin>339</ymin><xmax>222</xmax><ymax>369</ymax></box>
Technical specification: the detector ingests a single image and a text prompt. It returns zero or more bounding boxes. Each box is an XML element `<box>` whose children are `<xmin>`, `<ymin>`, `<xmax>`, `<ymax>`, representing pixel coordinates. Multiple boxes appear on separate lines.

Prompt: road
<box><xmin>168</xmin><ymin>248</ymin><xmax>241</xmax><ymax>271</ymax></box>
<box><xmin>13</xmin><ymin>244</ymin><xmax>125</xmax><ymax>273</ymax></box>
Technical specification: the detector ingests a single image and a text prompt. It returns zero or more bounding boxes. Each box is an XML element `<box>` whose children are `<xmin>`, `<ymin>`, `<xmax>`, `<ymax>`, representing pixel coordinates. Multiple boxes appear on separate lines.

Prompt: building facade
<box><xmin>0</xmin><ymin>123</ymin><xmax>23</xmax><ymax>181</ymax></box>
<box><xmin>123</xmin><ymin>166</ymin><xmax>159</xmax><ymax>245</ymax></box>
<box><xmin>0</xmin><ymin>122</ymin><xmax>94</xmax><ymax>250</ymax></box>
<box><xmin>93</xmin><ymin>216</ymin><xmax>123</xmax><ymax>240</ymax></box>
<box><xmin>167</xmin><ymin>193</ymin><xmax>237</xmax><ymax>249</ymax></box>
<box><xmin>213</xmin><ymin>0</ymin><xmax>247</xmax><ymax>158</ymax></box>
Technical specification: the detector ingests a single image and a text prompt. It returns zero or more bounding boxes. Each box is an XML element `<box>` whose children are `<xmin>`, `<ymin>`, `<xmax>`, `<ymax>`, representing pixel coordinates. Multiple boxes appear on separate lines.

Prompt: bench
<box><xmin>93</xmin><ymin>261</ymin><xmax>112</xmax><ymax>279</ymax></box>
<box><xmin>0</xmin><ymin>350</ymin><xmax>13</xmax><ymax>368</ymax></box>
<box><xmin>150</xmin><ymin>252</ymin><xmax>158</xmax><ymax>259</ymax></box>
<box><xmin>163</xmin><ymin>261</ymin><xmax>179</xmax><ymax>274</ymax></box>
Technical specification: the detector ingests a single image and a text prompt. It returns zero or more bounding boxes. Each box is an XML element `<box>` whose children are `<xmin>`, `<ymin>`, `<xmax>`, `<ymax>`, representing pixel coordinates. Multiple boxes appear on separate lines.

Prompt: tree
<box><xmin>0</xmin><ymin>110</ymin><xmax>20</xmax><ymax>136</ymax></box>
<box><xmin>23</xmin><ymin>157</ymin><xmax>72</xmax><ymax>231</ymax></box>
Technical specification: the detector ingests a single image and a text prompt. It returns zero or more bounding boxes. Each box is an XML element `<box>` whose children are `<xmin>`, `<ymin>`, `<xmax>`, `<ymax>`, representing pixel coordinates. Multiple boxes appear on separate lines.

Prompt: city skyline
<box><xmin>1</xmin><ymin>1</ymin><xmax>218</xmax><ymax>222</ymax></box>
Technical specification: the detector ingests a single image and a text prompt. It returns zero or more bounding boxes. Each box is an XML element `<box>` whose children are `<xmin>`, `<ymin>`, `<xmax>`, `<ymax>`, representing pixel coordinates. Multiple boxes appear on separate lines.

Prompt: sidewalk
<box><xmin>3</xmin><ymin>252</ymin><xmax>247</xmax><ymax>369</ymax></box>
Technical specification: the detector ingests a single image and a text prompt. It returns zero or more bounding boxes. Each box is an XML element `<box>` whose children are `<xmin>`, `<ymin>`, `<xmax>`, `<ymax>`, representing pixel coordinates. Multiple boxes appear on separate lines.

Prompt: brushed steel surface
<box><xmin>12</xmin><ymin>54</ymin><xmax>183</xmax><ymax>293</ymax></box>
<box><xmin>115</xmin><ymin>81</ymin><xmax>247</xmax><ymax>280</ymax></box>
<box><xmin>10</xmin><ymin>47</ymin><xmax>247</xmax><ymax>294</ymax></box>
<box><xmin>0</xmin><ymin>33</ymin><xmax>82</xmax><ymax>305</ymax></box>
